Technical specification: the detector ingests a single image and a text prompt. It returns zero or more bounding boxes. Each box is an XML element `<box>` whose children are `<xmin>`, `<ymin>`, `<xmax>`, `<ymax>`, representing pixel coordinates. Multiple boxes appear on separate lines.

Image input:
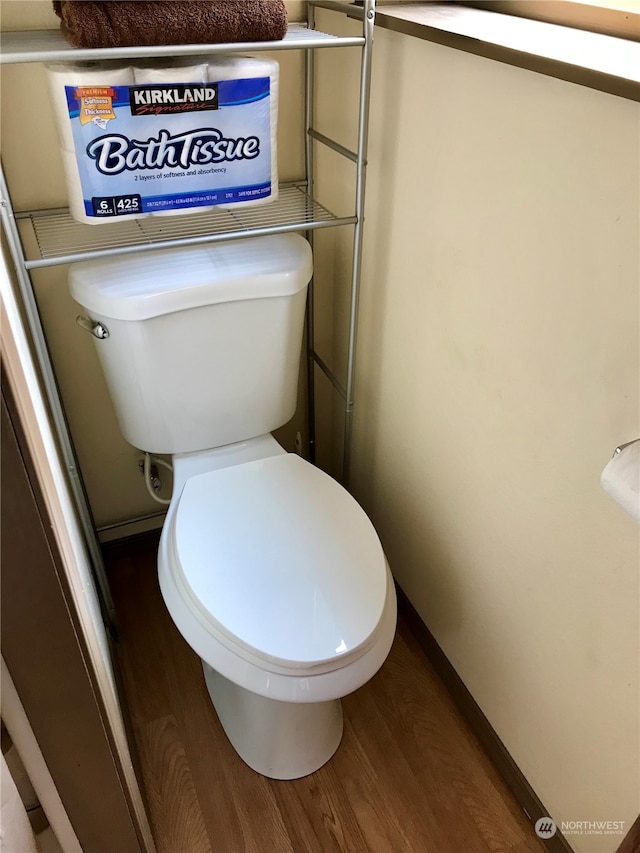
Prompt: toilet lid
<box><xmin>171</xmin><ymin>454</ymin><xmax>388</xmax><ymax>668</ymax></box>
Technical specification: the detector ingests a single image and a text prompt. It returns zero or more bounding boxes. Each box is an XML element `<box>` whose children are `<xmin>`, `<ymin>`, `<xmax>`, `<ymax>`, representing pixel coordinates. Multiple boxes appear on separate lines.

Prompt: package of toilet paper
<box><xmin>46</xmin><ymin>57</ymin><xmax>278</xmax><ymax>223</ymax></box>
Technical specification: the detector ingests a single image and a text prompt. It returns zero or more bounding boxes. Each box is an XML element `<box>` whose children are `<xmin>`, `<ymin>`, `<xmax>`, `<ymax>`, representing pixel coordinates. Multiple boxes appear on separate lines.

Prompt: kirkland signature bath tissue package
<box><xmin>46</xmin><ymin>57</ymin><xmax>279</xmax><ymax>223</ymax></box>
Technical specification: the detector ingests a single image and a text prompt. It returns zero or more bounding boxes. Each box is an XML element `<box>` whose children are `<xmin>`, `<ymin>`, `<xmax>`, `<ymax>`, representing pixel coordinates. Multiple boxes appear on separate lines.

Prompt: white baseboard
<box><xmin>97</xmin><ymin>513</ymin><xmax>165</xmax><ymax>544</ymax></box>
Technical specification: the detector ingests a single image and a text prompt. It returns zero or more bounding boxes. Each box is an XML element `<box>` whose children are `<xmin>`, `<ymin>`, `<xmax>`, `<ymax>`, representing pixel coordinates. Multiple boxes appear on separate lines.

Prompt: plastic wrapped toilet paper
<box><xmin>61</xmin><ymin>150</ymin><xmax>147</xmax><ymax>224</ymax></box>
<box><xmin>132</xmin><ymin>57</ymin><xmax>209</xmax><ymax>85</ymax></box>
<box><xmin>47</xmin><ymin>55</ymin><xmax>279</xmax><ymax>222</ymax></box>
<box><xmin>208</xmin><ymin>56</ymin><xmax>279</xmax><ymax>209</ymax></box>
<box><xmin>600</xmin><ymin>440</ymin><xmax>640</xmax><ymax>523</ymax></box>
<box><xmin>60</xmin><ymin>149</ymin><xmax>95</xmax><ymax>224</ymax></box>
<box><xmin>47</xmin><ymin>60</ymin><xmax>134</xmax><ymax>151</ymax></box>
<box><xmin>133</xmin><ymin>57</ymin><xmax>213</xmax><ymax>215</ymax></box>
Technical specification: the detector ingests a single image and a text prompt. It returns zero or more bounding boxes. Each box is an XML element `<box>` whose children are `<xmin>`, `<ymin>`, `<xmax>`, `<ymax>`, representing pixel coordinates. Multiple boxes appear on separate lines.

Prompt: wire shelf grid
<box><xmin>22</xmin><ymin>185</ymin><xmax>353</xmax><ymax>268</ymax></box>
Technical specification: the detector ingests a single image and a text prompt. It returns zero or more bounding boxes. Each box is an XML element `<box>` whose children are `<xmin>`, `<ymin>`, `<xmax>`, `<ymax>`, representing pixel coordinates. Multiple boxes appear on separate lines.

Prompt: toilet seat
<box><xmin>168</xmin><ymin>453</ymin><xmax>388</xmax><ymax>674</ymax></box>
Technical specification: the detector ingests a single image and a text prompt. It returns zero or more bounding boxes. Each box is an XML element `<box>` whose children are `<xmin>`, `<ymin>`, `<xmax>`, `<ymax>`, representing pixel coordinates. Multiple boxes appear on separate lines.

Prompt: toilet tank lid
<box><xmin>69</xmin><ymin>234</ymin><xmax>313</xmax><ymax>322</ymax></box>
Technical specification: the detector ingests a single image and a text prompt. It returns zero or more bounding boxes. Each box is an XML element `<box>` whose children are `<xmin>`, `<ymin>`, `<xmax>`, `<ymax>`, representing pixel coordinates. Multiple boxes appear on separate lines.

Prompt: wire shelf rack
<box><xmin>20</xmin><ymin>185</ymin><xmax>355</xmax><ymax>268</ymax></box>
<box><xmin>0</xmin><ymin>23</ymin><xmax>365</xmax><ymax>64</ymax></box>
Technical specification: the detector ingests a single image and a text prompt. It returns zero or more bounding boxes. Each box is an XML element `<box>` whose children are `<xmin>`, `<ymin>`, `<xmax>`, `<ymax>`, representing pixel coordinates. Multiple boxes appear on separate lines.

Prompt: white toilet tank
<box><xmin>69</xmin><ymin>234</ymin><xmax>313</xmax><ymax>454</ymax></box>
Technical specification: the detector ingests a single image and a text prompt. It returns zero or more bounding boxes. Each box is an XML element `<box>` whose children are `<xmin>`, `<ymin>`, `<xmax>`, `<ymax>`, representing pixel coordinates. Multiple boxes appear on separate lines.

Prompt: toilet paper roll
<box><xmin>207</xmin><ymin>56</ymin><xmax>279</xmax><ymax>210</ymax></box>
<box><xmin>46</xmin><ymin>60</ymin><xmax>134</xmax><ymax>151</ymax></box>
<box><xmin>134</xmin><ymin>58</ymin><xmax>214</xmax><ymax>216</ymax></box>
<box><xmin>61</xmin><ymin>149</ymin><xmax>147</xmax><ymax>225</ymax></box>
<box><xmin>133</xmin><ymin>56</ymin><xmax>209</xmax><ymax>85</ymax></box>
<box><xmin>600</xmin><ymin>440</ymin><xmax>640</xmax><ymax>523</ymax></box>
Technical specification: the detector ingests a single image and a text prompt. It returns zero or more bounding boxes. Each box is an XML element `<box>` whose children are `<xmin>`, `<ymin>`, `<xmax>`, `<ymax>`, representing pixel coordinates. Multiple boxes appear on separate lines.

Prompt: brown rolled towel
<box><xmin>53</xmin><ymin>1</ymin><xmax>288</xmax><ymax>49</ymax></box>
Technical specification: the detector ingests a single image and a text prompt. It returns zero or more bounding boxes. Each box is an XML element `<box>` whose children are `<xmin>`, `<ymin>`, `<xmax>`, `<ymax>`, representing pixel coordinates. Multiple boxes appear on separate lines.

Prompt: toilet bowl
<box><xmin>69</xmin><ymin>234</ymin><xmax>397</xmax><ymax>779</ymax></box>
<box><xmin>158</xmin><ymin>434</ymin><xmax>397</xmax><ymax>779</ymax></box>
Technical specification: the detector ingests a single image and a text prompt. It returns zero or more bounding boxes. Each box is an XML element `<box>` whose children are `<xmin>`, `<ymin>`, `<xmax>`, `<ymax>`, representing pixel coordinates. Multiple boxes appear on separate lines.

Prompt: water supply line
<box><xmin>143</xmin><ymin>452</ymin><xmax>173</xmax><ymax>506</ymax></box>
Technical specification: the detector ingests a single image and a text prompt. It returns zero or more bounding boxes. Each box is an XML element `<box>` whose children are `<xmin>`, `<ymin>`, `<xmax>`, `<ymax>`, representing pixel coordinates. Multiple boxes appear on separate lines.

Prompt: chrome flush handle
<box><xmin>76</xmin><ymin>315</ymin><xmax>109</xmax><ymax>339</ymax></box>
<box><xmin>612</xmin><ymin>438</ymin><xmax>640</xmax><ymax>457</ymax></box>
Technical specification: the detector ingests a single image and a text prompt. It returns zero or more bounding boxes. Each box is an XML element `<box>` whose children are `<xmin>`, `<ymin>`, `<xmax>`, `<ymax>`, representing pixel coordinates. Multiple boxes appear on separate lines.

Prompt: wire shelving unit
<box><xmin>0</xmin><ymin>0</ymin><xmax>376</xmax><ymax>629</ymax></box>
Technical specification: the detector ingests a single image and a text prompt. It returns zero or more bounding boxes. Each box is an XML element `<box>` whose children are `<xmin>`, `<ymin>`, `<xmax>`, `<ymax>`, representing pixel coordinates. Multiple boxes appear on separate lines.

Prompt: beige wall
<box><xmin>314</xmin><ymin>11</ymin><xmax>639</xmax><ymax>852</ymax></box>
<box><xmin>0</xmin><ymin>1</ymin><xmax>307</xmax><ymax>527</ymax></box>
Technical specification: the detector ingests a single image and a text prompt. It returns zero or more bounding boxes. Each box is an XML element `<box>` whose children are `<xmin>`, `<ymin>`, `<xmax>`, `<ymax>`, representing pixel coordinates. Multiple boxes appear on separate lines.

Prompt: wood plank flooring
<box><xmin>107</xmin><ymin>547</ymin><xmax>547</xmax><ymax>853</ymax></box>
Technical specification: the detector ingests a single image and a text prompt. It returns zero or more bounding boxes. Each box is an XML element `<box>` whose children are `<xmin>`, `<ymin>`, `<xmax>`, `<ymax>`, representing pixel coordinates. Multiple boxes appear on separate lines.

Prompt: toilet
<box><xmin>69</xmin><ymin>234</ymin><xmax>397</xmax><ymax>780</ymax></box>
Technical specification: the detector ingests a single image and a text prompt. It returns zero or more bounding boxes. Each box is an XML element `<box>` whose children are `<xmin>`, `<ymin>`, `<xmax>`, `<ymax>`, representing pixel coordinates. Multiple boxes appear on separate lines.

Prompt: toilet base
<box><xmin>202</xmin><ymin>661</ymin><xmax>343</xmax><ymax>780</ymax></box>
